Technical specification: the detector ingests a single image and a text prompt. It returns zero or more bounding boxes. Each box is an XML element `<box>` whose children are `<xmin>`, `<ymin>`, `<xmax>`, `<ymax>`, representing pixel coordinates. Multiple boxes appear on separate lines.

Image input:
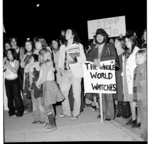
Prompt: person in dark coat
<box><xmin>114</xmin><ymin>37</ymin><xmax>126</xmax><ymax>117</ymax></box>
<box><xmin>87</xmin><ymin>28</ymin><xmax>120</xmax><ymax>121</ymax></box>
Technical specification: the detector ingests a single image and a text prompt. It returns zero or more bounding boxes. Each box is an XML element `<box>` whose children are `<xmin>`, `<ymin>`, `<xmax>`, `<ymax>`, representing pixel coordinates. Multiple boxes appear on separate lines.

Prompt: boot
<box><xmin>45</xmin><ymin>111</ymin><xmax>57</xmax><ymax>132</ymax></box>
<box><xmin>116</xmin><ymin>101</ymin><xmax>122</xmax><ymax>117</ymax></box>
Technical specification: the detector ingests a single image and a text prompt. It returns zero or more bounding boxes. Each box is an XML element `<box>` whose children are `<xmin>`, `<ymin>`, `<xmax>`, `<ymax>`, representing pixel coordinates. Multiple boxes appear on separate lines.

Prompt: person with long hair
<box><xmin>25</xmin><ymin>54</ymin><xmax>46</xmax><ymax>124</ymax></box>
<box><xmin>58</xmin><ymin>28</ymin><xmax>86</xmax><ymax>120</ymax></box>
<box><xmin>21</xmin><ymin>40</ymin><xmax>33</xmax><ymax>114</ymax></box>
<box><xmin>4</xmin><ymin>49</ymin><xmax>24</xmax><ymax>117</ymax></box>
<box><xmin>28</xmin><ymin>37</ymin><xmax>48</xmax><ymax>124</ymax></box>
<box><xmin>123</xmin><ymin>34</ymin><xmax>140</xmax><ymax>126</ymax></box>
<box><xmin>114</xmin><ymin>37</ymin><xmax>126</xmax><ymax>117</ymax></box>
<box><xmin>4</xmin><ymin>39</ymin><xmax>11</xmax><ymax>60</ymax></box>
<box><xmin>36</xmin><ymin>48</ymin><xmax>64</xmax><ymax>131</ymax></box>
<box><xmin>34</xmin><ymin>36</ymin><xmax>51</xmax><ymax>54</ymax></box>
<box><xmin>10</xmin><ymin>36</ymin><xmax>25</xmax><ymax>96</ymax></box>
<box><xmin>87</xmin><ymin>28</ymin><xmax>120</xmax><ymax>121</ymax></box>
<box><xmin>51</xmin><ymin>39</ymin><xmax>61</xmax><ymax>85</ymax></box>
<box><xmin>3</xmin><ymin>39</ymin><xmax>11</xmax><ymax>111</ymax></box>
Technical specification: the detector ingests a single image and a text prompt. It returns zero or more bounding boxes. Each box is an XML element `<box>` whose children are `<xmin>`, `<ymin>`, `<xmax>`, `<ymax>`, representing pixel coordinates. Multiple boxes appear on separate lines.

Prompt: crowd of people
<box><xmin>3</xmin><ymin>27</ymin><xmax>147</xmax><ymax>141</ymax></box>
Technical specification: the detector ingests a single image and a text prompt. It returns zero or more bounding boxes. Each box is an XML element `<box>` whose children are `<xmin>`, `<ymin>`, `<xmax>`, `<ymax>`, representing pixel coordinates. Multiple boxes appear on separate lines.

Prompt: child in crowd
<box><xmin>36</xmin><ymin>48</ymin><xmax>64</xmax><ymax>131</ymax></box>
<box><xmin>25</xmin><ymin>54</ymin><xmax>46</xmax><ymax>124</ymax></box>
<box><xmin>133</xmin><ymin>49</ymin><xmax>147</xmax><ymax>141</ymax></box>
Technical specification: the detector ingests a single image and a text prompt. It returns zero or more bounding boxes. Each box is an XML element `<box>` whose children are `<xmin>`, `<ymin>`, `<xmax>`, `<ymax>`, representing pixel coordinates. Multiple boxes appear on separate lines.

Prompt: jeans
<box><xmin>22</xmin><ymin>93</ymin><xmax>32</xmax><ymax>112</ymax></box>
<box><xmin>60</xmin><ymin>71</ymin><xmax>81</xmax><ymax>117</ymax></box>
<box><xmin>102</xmin><ymin>94</ymin><xmax>115</xmax><ymax>120</ymax></box>
<box><xmin>5</xmin><ymin>78</ymin><xmax>24</xmax><ymax>116</ymax></box>
<box><xmin>31</xmin><ymin>90</ymin><xmax>46</xmax><ymax>121</ymax></box>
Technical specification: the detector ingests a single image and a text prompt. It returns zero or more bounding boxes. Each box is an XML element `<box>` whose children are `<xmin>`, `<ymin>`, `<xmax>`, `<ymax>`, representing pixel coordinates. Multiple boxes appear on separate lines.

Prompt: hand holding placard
<box><xmin>94</xmin><ymin>58</ymin><xmax>100</xmax><ymax>67</ymax></box>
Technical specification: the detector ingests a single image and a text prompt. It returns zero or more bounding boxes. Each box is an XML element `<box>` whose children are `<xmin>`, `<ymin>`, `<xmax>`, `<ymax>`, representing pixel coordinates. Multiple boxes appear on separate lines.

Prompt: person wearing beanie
<box><xmin>87</xmin><ymin>28</ymin><xmax>120</xmax><ymax>121</ymax></box>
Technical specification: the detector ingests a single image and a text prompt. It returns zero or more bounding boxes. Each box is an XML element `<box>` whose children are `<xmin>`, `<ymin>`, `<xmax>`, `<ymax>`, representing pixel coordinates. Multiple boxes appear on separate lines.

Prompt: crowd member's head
<box><xmin>135</xmin><ymin>49</ymin><xmax>146</xmax><ymax>65</ymax></box>
<box><xmin>115</xmin><ymin>37</ymin><xmax>126</xmax><ymax>51</ymax></box>
<box><xmin>125</xmin><ymin>35</ymin><xmax>138</xmax><ymax>55</ymax></box>
<box><xmin>25</xmin><ymin>54</ymin><xmax>38</xmax><ymax>66</ymax></box>
<box><xmin>39</xmin><ymin>48</ymin><xmax>52</xmax><ymax>64</ymax></box>
<box><xmin>10</xmin><ymin>36</ymin><xmax>18</xmax><ymax>49</ymax></box>
<box><xmin>61</xmin><ymin>30</ymin><xmax>65</xmax><ymax>37</ymax></box>
<box><xmin>141</xmin><ymin>29</ymin><xmax>147</xmax><ymax>45</ymax></box>
<box><xmin>109</xmin><ymin>38</ymin><xmax>114</xmax><ymax>44</ymax></box>
<box><xmin>126</xmin><ymin>29</ymin><xmax>137</xmax><ymax>38</ymax></box>
<box><xmin>65</xmin><ymin>28</ymin><xmax>81</xmax><ymax>45</ymax></box>
<box><xmin>34</xmin><ymin>36</ymin><xmax>48</xmax><ymax>51</ymax></box>
<box><xmin>95</xmin><ymin>28</ymin><xmax>109</xmax><ymax>45</ymax></box>
<box><xmin>6</xmin><ymin>49</ymin><xmax>17</xmax><ymax>62</ymax></box>
<box><xmin>24</xmin><ymin>40</ymin><xmax>33</xmax><ymax>54</ymax></box>
<box><xmin>51</xmin><ymin>39</ymin><xmax>60</xmax><ymax>51</ymax></box>
<box><xmin>4</xmin><ymin>39</ymin><xmax>11</xmax><ymax>51</ymax></box>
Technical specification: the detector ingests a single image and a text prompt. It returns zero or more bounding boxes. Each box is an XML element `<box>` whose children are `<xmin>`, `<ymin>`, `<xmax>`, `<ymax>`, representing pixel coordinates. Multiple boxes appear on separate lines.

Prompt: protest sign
<box><xmin>87</xmin><ymin>16</ymin><xmax>126</xmax><ymax>39</ymax></box>
<box><xmin>83</xmin><ymin>60</ymin><xmax>116</xmax><ymax>94</ymax></box>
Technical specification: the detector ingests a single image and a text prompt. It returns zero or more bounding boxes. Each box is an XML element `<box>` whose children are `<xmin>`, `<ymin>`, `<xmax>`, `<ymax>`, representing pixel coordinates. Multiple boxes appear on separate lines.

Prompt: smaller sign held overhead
<box><xmin>87</xmin><ymin>16</ymin><xmax>126</xmax><ymax>39</ymax></box>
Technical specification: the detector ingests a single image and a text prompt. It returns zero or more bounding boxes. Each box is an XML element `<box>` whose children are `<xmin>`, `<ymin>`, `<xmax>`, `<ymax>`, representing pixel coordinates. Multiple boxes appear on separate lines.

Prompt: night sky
<box><xmin>3</xmin><ymin>0</ymin><xmax>147</xmax><ymax>46</ymax></box>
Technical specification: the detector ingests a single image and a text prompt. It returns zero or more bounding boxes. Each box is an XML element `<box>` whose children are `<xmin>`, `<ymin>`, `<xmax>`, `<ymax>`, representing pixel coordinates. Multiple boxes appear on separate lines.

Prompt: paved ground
<box><xmin>4</xmin><ymin>105</ymin><xmax>143</xmax><ymax>142</ymax></box>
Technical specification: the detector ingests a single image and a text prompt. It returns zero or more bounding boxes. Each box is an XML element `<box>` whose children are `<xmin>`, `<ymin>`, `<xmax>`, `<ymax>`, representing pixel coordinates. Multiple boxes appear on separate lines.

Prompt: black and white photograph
<box><xmin>3</xmin><ymin>0</ymin><xmax>148</xmax><ymax>142</ymax></box>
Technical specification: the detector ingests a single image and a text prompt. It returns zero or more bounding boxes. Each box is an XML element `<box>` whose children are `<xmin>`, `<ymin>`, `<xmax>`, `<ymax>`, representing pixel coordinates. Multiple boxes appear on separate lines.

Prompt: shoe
<box><xmin>126</xmin><ymin>119</ymin><xmax>137</xmax><ymax>126</ymax></box>
<box><xmin>32</xmin><ymin>121</ymin><xmax>40</xmax><ymax>124</ymax></box>
<box><xmin>24</xmin><ymin>110</ymin><xmax>29</xmax><ymax>114</ymax></box>
<box><xmin>45</xmin><ymin>125</ymin><xmax>57</xmax><ymax>132</ymax></box>
<box><xmin>38</xmin><ymin>121</ymin><xmax>46</xmax><ymax>124</ymax></box>
<box><xmin>80</xmin><ymin>109</ymin><xmax>84</xmax><ymax>113</ymax></box>
<box><xmin>105</xmin><ymin>118</ymin><xmax>111</xmax><ymax>121</ymax></box>
<box><xmin>59</xmin><ymin>113</ymin><xmax>71</xmax><ymax>118</ymax></box>
<box><xmin>71</xmin><ymin>116</ymin><xmax>78</xmax><ymax>120</ymax></box>
<box><xmin>15</xmin><ymin>114</ymin><xmax>22</xmax><ymax>117</ymax></box>
<box><xmin>126</xmin><ymin>119</ymin><xmax>133</xmax><ymax>125</ymax></box>
<box><xmin>131</xmin><ymin>119</ymin><xmax>137</xmax><ymax>125</ymax></box>
<box><xmin>97</xmin><ymin>115</ymin><xmax>101</xmax><ymax>118</ymax></box>
<box><xmin>91</xmin><ymin>106</ymin><xmax>96</xmax><ymax>111</ymax></box>
<box><xmin>9</xmin><ymin>114</ymin><xmax>16</xmax><ymax>118</ymax></box>
<box><xmin>45</xmin><ymin>111</ymin><xmax>57</xmax><ymax>131</ymax></box>
<box><xmin>85</xmin><ymin>104</ymin><xmax>91</xmax><ymax>107</ymax></box>
<box><xmin>43</xmin><ymin>122</ymin><xmax>48</xmax><ymax>127</ymax></box>
<box><xmin>132</xmin><ymin>122</ymin><xmax>141</xmax><ymax>128</ymax></box>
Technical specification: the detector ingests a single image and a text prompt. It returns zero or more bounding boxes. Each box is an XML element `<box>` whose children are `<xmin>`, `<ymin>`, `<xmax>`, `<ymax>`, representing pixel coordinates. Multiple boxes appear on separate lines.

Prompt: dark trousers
<box><xmin>137</xmin><ymin>101</ymin><xmax>147</xmax><ymax>141</ymax></box>
<box><xmin>19</xmin><ymin>67</ymin><xmax>32</xmax><ymax>112</ymax></box>
<box><xmin>5</xmin><ymin>78</ymin><xmax>24</xmax><ymax>115</ymax></box>
<box><xmin>102</xmin><ymin>94</ymin><xmax>115</xmax><ymax>120</ymax></box>
<box><xmin>18</xmin><ymin>67</ymin><xmax>24</xmax><ymax>94</ymax></box>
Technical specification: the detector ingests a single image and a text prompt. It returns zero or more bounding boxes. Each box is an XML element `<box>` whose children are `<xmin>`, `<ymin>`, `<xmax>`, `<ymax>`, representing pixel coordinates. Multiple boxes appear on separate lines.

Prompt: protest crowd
<box><xmin>3</xmin><ymin>27</ymin><xmax>147</xmax><ymax>141</ymax></box>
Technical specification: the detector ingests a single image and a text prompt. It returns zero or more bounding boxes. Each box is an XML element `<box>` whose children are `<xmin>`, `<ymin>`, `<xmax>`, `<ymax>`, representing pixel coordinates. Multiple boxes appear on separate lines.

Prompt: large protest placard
<box><xmin>83</xmin><ymin>60</ymin><xmax>116</xmax><ymax>94</ymax></box>
<box><xmin>87</xmin><ymin>16</ymin><xmax>126</xmax><ymax>39</ymax></box>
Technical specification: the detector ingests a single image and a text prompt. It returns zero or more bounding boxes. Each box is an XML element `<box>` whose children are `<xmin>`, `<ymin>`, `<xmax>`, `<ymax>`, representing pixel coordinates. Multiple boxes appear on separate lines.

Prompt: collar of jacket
<box><xmin>95</xmin><ymin>43</ymin><xmax>106</xmax><ymax>49</ymax></box>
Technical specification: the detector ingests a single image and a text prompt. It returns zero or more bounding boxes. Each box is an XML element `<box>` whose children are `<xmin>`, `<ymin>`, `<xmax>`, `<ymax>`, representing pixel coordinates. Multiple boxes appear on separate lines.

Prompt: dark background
<box><xmin>3</xmin><ymin>0</ymin><xmax>147</xmax><ymax>46</ymax></box>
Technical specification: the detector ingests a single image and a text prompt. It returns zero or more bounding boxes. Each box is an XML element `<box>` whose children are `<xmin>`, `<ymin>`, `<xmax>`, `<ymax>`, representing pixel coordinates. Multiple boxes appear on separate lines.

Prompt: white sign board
<box><xmin>87</xmin><ymin>16</ymin><xmax>126</xmax><ymax>39</ymax></box>
<box><xmin>83</xmin><ymin>60</ymin><xmax>116</xmax><ymax>94</ymax></box>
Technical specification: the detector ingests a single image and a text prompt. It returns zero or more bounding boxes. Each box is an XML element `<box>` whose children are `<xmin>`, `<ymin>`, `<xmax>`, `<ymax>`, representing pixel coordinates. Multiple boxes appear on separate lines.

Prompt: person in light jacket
<box><xmin>123</xmin><ymin>34</ymin><xmax>140</xmax><ymax>126</ymax></box>
<box><xmin>58</xmin><ymin>28</ymin><xmax>86</xmax><ymax>120</ymax></box>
